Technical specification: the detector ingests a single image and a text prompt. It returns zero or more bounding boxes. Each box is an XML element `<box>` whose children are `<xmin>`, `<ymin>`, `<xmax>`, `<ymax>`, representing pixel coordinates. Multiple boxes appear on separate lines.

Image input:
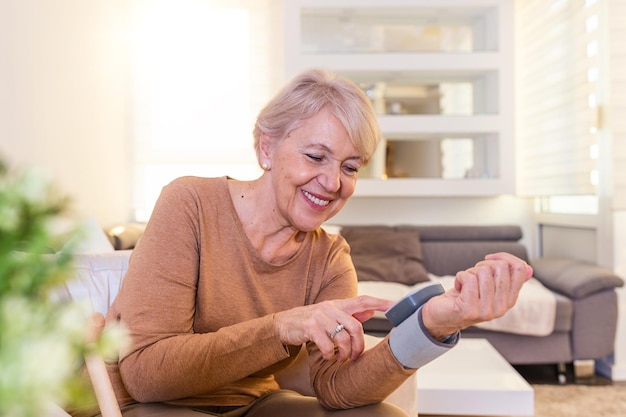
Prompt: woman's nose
<box><xmin>319</xmin><ymin>163</ymin><xmax>341</xmax><ymax>192</ymax></box>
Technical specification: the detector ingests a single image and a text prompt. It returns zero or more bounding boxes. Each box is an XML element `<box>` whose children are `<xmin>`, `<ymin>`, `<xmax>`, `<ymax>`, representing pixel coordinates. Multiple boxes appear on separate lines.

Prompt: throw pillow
<box><xmin>341</xmin><ymin>227</ymin><xmax>430</xmax><ymax>285</ymax></box>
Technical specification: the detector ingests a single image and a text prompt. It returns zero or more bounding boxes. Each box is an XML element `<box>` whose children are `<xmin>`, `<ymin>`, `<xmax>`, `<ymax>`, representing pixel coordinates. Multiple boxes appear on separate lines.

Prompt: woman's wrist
<box><xmin>421</xmin><ymin>301</ymin><xmax>460</xmax><ymax>341</ymax></box>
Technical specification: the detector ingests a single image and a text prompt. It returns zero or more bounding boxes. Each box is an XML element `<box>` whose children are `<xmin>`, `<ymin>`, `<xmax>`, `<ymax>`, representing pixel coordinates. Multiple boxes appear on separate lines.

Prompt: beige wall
<box><xmin>0</xmin><ymin>0</ymin><xmax>131</xmax><ymax>226</ymax></box>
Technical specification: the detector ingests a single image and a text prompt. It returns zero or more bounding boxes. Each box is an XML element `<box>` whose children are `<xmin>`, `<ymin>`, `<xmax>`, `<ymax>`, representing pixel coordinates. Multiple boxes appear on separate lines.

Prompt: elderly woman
<box><xmin>103</xmin><ymin>69</ymin><xmax>531</xmax><ymax>417</ymax></box>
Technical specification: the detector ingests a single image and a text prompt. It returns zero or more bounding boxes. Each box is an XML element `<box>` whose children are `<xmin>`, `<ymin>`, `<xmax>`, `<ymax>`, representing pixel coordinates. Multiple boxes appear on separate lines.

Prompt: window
<box><xmin>516</xmin><ymin>0</ymin><xmax>601</xmax><ymax>213</ymax></box>
<box><xmin>130</xmin><ymin>0</ymin><xmax>282</xmax><ymax>221</ymax></box>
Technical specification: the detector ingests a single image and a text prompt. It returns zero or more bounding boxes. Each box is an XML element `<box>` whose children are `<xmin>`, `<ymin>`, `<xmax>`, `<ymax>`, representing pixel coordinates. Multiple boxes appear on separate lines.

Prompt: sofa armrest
<box><xmin>531</xmin><ymin>257</ymin><xmax>624</xmax><ymax>299</ymax></box>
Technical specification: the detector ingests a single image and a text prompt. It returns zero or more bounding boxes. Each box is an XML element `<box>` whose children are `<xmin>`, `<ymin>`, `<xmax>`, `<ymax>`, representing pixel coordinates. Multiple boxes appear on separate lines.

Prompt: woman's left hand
<box><xmin>421</xmin><ymin>252</ymin><xmax>533</xmax><ymax>340</ymax></box>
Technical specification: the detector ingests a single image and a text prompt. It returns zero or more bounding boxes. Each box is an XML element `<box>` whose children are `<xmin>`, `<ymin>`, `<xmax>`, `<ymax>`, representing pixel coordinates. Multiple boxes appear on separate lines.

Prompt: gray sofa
<box><xmin>339</xmin><ymin>224</ymin><xmax>624</xmax><ymax>380</ymax></box>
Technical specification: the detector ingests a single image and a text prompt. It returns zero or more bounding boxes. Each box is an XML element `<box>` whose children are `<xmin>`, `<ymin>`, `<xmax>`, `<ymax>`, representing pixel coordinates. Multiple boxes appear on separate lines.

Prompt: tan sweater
<box><xmin>105</xmin><ymin>176</ymin><xmax>414</xmax><ymax>410</ymax></box>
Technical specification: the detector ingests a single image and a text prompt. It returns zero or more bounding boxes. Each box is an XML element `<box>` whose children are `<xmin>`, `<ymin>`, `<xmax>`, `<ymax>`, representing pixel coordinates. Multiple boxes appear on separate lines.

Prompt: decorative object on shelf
<box><xmin>0</xmin><ymin>158</ymin><xmax>126</xmax><ymax>417</ymax></box>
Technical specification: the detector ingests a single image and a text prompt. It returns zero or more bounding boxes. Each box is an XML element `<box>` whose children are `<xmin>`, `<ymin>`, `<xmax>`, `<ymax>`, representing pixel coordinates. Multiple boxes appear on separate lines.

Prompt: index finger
<box><xmin>337</xmin><ymin>295</ymin><xmax>395</xmax><ymax>322</ymax></box>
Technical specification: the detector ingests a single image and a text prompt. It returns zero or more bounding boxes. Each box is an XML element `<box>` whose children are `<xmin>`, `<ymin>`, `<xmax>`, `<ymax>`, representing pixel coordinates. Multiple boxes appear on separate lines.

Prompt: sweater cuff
<box><xmin>388</xmin><ymin>307</ymin><xmax>459</xmax><ymax>369</ymax></box>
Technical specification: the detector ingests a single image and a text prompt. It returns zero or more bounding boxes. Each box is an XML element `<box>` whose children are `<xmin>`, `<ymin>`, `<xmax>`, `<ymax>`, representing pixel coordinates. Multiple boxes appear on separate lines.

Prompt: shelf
<box><xmin>378</xmin><ymin>115</ymin><xmax>501</xmax><ymax>138</ymax></box>
<box><xmin>292</xmin><ymin>53</ymin><xmax>502</xmax><ymax>75</ymax></box>
<box><xmin>354</xmin><ymin>178</ymin><xmax>513</xmax><ymax>197</ymax></box>
<box><xmin>285</xmin><ymin>0</ymin><xmax>514</xmax><ymax>196</ymax></box>
<box><xmin>295</xmin><ymin>0</ymin><xmax>500</xmax><ymax>54</ymax></box>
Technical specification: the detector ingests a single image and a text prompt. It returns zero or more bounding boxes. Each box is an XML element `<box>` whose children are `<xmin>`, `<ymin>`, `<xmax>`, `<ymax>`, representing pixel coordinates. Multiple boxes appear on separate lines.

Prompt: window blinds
<box><xmin>516</xmin><ymin>0</ymin><xmax>600</xmax><ymax>196</ymax></box>
<box><xmin>607</xmin><ymin>0</ymin><xmax>626</xmax><ymax>210</ymax></box>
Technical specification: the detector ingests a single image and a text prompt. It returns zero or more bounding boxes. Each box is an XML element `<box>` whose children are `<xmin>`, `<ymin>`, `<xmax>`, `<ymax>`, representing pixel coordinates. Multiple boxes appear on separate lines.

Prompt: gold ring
<box><xmin>330</xmin><ymin>323</ymin><xmax>345</xmax><ymax>340</ymax></box>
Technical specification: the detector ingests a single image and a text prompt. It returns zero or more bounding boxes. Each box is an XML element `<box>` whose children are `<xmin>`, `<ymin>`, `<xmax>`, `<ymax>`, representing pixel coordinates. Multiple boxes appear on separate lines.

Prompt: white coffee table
<box><xmin>417</xmin><ymin>338</ymin><xmax>534</xmax><ymax>416</ymax></box>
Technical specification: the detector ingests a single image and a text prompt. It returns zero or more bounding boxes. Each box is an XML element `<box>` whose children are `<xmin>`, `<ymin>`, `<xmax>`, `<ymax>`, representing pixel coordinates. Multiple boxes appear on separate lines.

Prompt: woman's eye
<box><xmin>343</xmin><ymin>165</ymin><xmax>359</xmax><ymax>175</ymax></box>
<box><xmin>306</xmin><ymin>154</ymin><xmax>323</xmax><ymax>162</ymax></box>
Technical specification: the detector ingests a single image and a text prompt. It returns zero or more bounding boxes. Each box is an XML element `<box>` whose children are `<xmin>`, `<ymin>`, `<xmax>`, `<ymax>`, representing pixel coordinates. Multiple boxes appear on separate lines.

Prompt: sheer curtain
<box><xmin>130</xmin><ymin>0</ymin><xmax>283</xmax><ymax>221</ymax></box>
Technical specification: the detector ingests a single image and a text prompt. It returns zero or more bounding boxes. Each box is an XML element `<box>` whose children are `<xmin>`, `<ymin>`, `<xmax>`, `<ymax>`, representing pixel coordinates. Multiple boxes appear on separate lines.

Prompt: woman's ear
<box><xmin>259</xmin><ymin>133</ymin><xmax>273</xmax><ymax>170</ymax></box>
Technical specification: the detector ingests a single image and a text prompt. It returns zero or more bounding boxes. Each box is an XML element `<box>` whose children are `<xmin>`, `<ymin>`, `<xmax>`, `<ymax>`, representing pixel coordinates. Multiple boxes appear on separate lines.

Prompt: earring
<box><xmin>262</xmin><ymin>162</ymin><xmax>270</xmax><ymax>170</ymax></box>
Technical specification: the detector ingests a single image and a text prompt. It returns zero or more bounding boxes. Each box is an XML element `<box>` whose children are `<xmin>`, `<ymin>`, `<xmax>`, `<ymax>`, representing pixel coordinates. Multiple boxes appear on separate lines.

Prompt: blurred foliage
<box><xmin>0</xmin><ymin>159</ymin><xmax>124</xmax><ymax>417</ymax></box>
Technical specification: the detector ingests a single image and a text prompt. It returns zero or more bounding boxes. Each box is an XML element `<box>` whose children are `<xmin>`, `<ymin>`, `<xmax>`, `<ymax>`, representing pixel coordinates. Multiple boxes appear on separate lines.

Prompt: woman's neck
<box><xmin>228</xmin><ymin>178</ymin><xmax>305</xmax><ymax>264</ymax></box>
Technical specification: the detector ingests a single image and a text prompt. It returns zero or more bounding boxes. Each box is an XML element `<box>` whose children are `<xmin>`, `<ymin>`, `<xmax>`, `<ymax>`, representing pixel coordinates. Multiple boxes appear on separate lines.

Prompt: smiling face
<box><xmin>261</xmin><ymin>107</ymin><xmax>362</xmax><ymax>232</ymax></box>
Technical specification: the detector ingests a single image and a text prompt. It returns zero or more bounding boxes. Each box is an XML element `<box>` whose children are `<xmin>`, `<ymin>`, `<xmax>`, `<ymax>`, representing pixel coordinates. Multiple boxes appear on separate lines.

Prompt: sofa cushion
<box><xmin>341</xmin><ymin>227</ymin><xmax>430</xmax><ymax>285</ymax></box>
<box><xmin>441</xmin><ymin>290</ymin><xmax>572</xmax><ymax>334</ymax></box>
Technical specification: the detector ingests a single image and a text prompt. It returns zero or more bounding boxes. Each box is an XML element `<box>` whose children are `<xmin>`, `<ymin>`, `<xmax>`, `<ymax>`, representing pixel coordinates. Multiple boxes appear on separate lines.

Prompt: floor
<box><xmin>513</xmin><ymin>363</ymin><xmax>622</xmax><ymax>386</ymax></box>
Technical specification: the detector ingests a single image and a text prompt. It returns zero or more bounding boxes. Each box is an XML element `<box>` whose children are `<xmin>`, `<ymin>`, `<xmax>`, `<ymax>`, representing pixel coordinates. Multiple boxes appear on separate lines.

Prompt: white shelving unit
<box><xmin>284</xmin><ymin>0</ymin><xmax>514</xmax><ymax>197</ymax></box>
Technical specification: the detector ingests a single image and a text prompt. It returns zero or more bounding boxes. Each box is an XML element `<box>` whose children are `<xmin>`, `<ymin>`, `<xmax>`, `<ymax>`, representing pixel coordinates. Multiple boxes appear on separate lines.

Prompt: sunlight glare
<box><xmin>133</xmin><ymin>3</ymin><xmax>251</xmax><ymax>154</ymax></box>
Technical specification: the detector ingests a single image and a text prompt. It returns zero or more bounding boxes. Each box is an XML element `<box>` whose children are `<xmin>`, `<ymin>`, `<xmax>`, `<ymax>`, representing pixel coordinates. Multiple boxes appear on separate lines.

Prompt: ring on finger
<box><xmin>330</xmin><ymin>323</ymin><xmax>345</xmax><ymax>340</ymax></box>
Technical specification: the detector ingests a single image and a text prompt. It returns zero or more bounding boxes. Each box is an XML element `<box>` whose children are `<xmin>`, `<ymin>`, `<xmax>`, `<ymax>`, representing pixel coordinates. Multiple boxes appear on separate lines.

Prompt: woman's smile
<box><xmin>302</xmin><ymin>189</ymin><xmax>331</xmax><ymax>208</ymax></box>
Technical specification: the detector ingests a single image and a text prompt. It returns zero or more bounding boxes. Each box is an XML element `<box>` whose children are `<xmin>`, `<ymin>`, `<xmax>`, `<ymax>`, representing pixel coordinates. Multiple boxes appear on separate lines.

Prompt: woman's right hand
<box><xmin>274</xmin><ymin>295</ymin><xmax>394</xmax><ymax>362</ymax></box>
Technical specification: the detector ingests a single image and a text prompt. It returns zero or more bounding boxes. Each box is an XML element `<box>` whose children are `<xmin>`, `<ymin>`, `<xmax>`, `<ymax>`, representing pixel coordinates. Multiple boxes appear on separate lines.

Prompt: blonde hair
<box><xmin>253</xmin><ymin>69</ymin><xmax>381</xmax><ymax>165</ymax></box>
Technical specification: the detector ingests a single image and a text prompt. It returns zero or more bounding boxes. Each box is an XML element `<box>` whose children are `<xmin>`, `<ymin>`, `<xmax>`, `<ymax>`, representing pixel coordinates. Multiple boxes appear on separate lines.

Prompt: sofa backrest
<box><xmin>341</xmin><ymin>225</ymin><xmax>529</xmax><ymax>277</ymax></box>
<box><xmin>411</xmin><ymin>225</ymin><xmax>529</xmax><ymax>276</ymax></box>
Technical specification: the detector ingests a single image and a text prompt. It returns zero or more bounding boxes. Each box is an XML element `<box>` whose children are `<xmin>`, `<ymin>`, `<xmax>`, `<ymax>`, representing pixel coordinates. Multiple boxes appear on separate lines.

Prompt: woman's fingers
<box><xmin>438</xmin><ymin>253</ymin><xmax>532</xmax><ymax>332</ymax></box>
<box><xmin>483</xmin><ymin>252</ymin><xmax>532</xmax><ymax>307</ymax></box>
<box><xmin>325</xmin><ymin>296</ymin><xmax>393</xmax><ymax>361</ymax></box>
<box><xmin>312</xmin><ymin>323</ymin><xmax>340</xmax><ymax>360</ymax></box>
<box><xmin>336</xmin><ymin>295</ymin><xmax>395</xmax><ymax>320</ymax></box>
<box><xmin>275</xmin><ymin>295</ymin><xmax>393</xmax><ymax>362</ymax></box>
<box><xmin>485</xmin><ymin>252</ymin><xmax>533</xmax><ymax>280</ymax></box>
<box><xmin>327</xmin><ymin>322</ymin><xmax>353</xmax><ymax>361</ymax></box>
